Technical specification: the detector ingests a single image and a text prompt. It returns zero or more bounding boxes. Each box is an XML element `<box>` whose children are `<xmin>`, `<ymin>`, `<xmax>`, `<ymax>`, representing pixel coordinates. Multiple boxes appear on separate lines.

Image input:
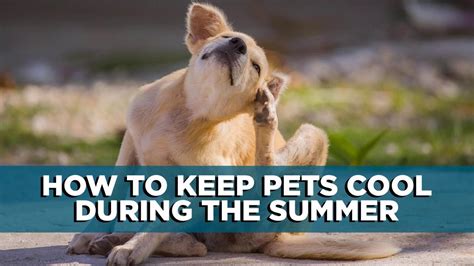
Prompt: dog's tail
<box><xmin>262</xmin><ymin>233</ymin><xmax>400</xmax><ymax>260</ymax></box>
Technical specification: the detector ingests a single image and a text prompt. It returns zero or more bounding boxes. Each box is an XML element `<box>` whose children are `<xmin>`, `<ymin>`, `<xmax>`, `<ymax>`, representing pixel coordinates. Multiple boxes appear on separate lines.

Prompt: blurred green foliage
<box><xmin>330</xmin><ymin>129</ymin><xmax>388</xmax><ymax>165</ymax></box>
<box><xmin>0</xmin><ymin>104</ymin><xmax>121</xmax><ymax>164</ymax></box>
<box><xmin>0</xmin><ymin>78</ymin><xmax>472</xmax><ymax>165</ymax></box>
<box><xmin>279</xmin><ymin>80</ymin><xmax>474</xmax><ymax>165</ymax></box>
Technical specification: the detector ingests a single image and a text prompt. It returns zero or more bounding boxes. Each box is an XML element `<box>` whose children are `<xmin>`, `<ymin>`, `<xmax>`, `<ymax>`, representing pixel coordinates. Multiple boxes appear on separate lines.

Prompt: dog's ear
<box><xmin>185</xmin><ymin>3</ymin><xmax>232</xmax><ymax>54</ymax></box>
<box><xmin>266</xmin><ymin>72</ymin><xmax>289</xmax><ymax>101</ymax></box>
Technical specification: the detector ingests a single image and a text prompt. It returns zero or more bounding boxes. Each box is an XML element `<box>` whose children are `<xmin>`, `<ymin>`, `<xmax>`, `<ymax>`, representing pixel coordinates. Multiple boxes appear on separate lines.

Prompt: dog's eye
<box><xmin>222</xmin><ymin>35</ymin><xmax>231</xmax><ymax>38</ymax></box>
<box><xmin>252</xmin><ymin>62</ymin><xmax>261</xmax><ymax>76</ymax></box>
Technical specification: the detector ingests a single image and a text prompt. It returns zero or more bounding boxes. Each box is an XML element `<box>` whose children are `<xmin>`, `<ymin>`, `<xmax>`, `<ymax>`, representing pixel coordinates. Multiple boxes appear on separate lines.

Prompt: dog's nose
<box><xmin>229</xmin><ymin>37</ymin><xmax>247</xmax><ymax>55</ymax></box>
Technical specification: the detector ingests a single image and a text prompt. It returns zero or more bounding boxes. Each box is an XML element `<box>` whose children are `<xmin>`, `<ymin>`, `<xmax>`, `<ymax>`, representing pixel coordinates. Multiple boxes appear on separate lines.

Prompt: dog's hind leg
<box><xmin>254</xmin><ymin>88</ymin><xmax>328</xmax><ymax>166</ymax></box>
<box><xmin>274</xmin><ymin>124</ymin><xmax>328</xmax><ymax>166</ymax></box>
<box><xmin>154</xmin><ymin>233</ymin><xmax>207</xmax><ymax>257</ymax></box>
<box><xmin>254</xmin><ymin>90</ymin><xmax>399</xmax><ymax>260</ymax></box>
<box><xmin>262</xmin><ymin>233</ymin><xmax>400</xmax><ymax>260</ymax></box>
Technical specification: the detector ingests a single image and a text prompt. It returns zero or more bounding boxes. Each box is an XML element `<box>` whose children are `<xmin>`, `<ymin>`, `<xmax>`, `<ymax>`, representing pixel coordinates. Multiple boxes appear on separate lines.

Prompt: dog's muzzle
<box><xmin>201</xmin><ymin>37</ymin><xmax>247</xmax><ymax>86</ymax></box>
<box><xmin>202</xmin><ymin>37</ymin><xmax>247</xmax><ymax>60</ymax></box>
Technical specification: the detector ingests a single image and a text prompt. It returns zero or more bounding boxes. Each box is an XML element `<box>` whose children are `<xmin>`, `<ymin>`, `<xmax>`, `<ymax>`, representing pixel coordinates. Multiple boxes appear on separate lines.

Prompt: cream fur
<box><xmin>263</xmin><ymin>233</ymin><xmax>401</xmax><ymax>260</ymax></box>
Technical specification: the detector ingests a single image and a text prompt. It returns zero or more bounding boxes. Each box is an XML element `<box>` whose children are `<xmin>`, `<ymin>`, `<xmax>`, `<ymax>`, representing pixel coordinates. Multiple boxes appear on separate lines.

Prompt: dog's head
<box><xmin>183</xmin><ymin>3</ymin><xmax>288</xmax><ymax>120</ymax></box>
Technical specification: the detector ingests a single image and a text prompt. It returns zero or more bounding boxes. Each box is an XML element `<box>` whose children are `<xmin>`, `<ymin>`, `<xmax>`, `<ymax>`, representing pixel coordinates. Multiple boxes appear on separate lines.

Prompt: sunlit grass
<box><xmin>0</xmin><ymin>92</ymin><xmax>121</xmax><ymax>165</ymax></box>
<box><xmin>279</xmin><ymin>80</ymin><xmax>474</xmax><ymax>165</ymax></box>
<box><xmin>0</xmin><ymin>104</ymin><xmax>122</xmax><ymax>165</ymax></box>
<box><xmin>0</xmin><ymin>79</ymin><xmax>472</xmax><ymax>165</ymax></box>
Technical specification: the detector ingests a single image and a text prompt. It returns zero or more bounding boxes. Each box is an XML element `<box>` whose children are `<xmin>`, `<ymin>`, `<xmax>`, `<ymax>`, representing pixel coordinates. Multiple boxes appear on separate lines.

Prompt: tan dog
<box><xmin>67</xmin><ymin>3</ymin><xmax>400</xmax><ymax>265</ymax></box>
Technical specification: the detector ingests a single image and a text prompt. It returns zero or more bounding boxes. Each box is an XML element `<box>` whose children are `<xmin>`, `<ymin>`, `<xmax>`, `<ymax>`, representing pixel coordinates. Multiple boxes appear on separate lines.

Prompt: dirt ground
<box><xmin>0</xmin><ymin>233</ymin><xmax>473</xmax><ymax>265</ymax></box>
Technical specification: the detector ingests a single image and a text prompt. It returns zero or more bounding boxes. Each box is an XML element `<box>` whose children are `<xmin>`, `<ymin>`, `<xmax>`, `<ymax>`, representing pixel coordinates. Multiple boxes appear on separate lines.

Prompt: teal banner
<box><xmin>0</xmin><ymin>166</ymin><xmax>472</xmax><ymax>232</ymax></box>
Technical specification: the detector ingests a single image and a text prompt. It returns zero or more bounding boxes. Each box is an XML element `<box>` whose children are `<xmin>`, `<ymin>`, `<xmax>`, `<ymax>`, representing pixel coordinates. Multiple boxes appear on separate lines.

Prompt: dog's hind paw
<box><xmin>254</xmin><ymin>88</ymin><xmax>277</xmax><ymax>127</ymax></box>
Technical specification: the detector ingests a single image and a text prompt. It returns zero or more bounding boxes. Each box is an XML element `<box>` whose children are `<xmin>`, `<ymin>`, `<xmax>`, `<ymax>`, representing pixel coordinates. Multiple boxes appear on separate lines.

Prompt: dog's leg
<box><xmin>106</xmin><ymin>233</ymin><xmax>165</xmax><ymax>265</ymax></box>
<box><xmin>89</xmin><ymin>232</ymin><xmax>206</xmax><ymax>258</ymax></box>
<box><xmin>254</xmin><ymin>91</ymin><xmax>399</xmax><ymax>260</ymax></box>
<box><xmin>275</xmin><ymin>124</ymin><xmax>328</xmax><ymax>166</ymax></box>
<box><xmin>106</xmin><ymin>232</ymin><xmax>207</xmax><ymax>265</ymax></box>
<box><xmin>66</xmin><ymin>233</ymin><xmax>108</xmax><ymax>255</ymax></box>
<box><xmin>155</xmin><ymin>233</ymin><xmax>207</xmax><ymax>257</ymax></box>
<box><xmin>88</xmin><ymin>233</ymin><xmax>134</xmax><ymax>256</ymax></box>
<box><xmin>254</xmin><ymin>88</ymin><xmax>278</xmax><ymax>165</ymax></box>
<box><xmin>262</xmin><ymin>233</ymin><xmax>400</xmax><ymax>260</ymax></box>
<box><xmin>67</xmin><ymin>131</ymin><xmax>138</xmax><ymax>255</ymax></box>
<box><xmin>254</xmin><ymin>89</ymin><xmax>328</xmax><ymax>166</ymax></box>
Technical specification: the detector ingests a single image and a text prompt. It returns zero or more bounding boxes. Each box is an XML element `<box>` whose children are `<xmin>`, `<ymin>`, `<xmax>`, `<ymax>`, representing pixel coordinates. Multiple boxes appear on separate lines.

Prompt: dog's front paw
<box><xmin>89</xmin><ymin>234</ymin><xmax>122</xmax><ymax>256</ymax></box>
<box><xmin>67</xmin><ymin>233</ymin><xmax>99</xmax><ymax>255</ymax></box>
<box><xmin>107</xmin><ymin>245</ymin><xmax>147</xmax><ymax>266</ymax></box>
<box><xmin>254</xmin><ymin>88</ymin><xmax>277</xmax><ymax>127</ymax></box>
<box><xmin>107</xmin><ymin>245</ymin><xmax>133</xmax><ymax>266</ymax></box>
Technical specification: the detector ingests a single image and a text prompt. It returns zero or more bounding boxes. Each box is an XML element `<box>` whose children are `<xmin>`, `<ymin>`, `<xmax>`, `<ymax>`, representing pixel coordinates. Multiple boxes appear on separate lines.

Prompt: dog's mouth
<box><xmin>228</xmin><ymin>64</ymin><xmax>234</xmax><ymax>86</ymax></box>
<box><xmin>202</xmin><ymin>50</ymin><xmax>240</xmax><ymax>86</ymax></box>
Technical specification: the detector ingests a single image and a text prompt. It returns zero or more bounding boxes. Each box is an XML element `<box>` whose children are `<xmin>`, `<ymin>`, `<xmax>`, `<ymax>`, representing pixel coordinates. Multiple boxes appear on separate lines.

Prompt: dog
<box><xmin>66</xmin><ymin>3</ymin><xmax>400</xmax><ymax>265</ymax></box>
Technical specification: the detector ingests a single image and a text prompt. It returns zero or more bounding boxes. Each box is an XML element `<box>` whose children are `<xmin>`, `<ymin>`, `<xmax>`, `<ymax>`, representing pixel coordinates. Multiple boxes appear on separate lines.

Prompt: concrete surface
<box><xmin>0</xmin><ymin>233</ymin><xmax>473</xmax><ymax>265</ymax></box>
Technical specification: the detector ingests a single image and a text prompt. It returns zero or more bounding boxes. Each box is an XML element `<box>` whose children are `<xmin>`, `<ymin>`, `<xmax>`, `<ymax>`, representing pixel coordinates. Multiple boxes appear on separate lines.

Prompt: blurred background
<box><xmin>0</xmin><ymin>0</ymin><xmax>473</xmax><ymax>165</ymax></box>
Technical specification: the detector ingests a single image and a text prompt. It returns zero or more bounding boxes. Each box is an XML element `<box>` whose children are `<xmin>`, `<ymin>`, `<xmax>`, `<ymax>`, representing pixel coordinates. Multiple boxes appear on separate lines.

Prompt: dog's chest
<box><xmin>132</xmin><ymin>100</ymin><xmax>256</xmax><ymax>166</ymax></box>
<box><xmin>171</xmin><ymin>115</ymin><xmax>256</xmax><ymax>166</ymax></box>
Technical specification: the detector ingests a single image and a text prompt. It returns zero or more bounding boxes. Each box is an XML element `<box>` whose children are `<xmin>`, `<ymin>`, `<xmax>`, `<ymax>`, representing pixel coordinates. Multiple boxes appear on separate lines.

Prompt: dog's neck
<box><xmin>182</xmin><ymin>69</ymin><xmax>249</xmax><ymax>123</ymax></box>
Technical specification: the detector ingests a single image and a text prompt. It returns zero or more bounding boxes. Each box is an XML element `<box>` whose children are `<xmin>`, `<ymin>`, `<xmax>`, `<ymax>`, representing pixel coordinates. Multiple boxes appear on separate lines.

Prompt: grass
<box><xmin>0</xmin><ymin>102</ymin><xmax>121</xmax><ymax>165</ymax></box>
<box><xmin>0</xmin><ymin>78</ymin><xmax>472</xmax><ymax>165</ymax></box>
<box><xmin>278</xmin><ymin>80</ymin><xmax>474</xmax><ymax>165</ymax></box>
